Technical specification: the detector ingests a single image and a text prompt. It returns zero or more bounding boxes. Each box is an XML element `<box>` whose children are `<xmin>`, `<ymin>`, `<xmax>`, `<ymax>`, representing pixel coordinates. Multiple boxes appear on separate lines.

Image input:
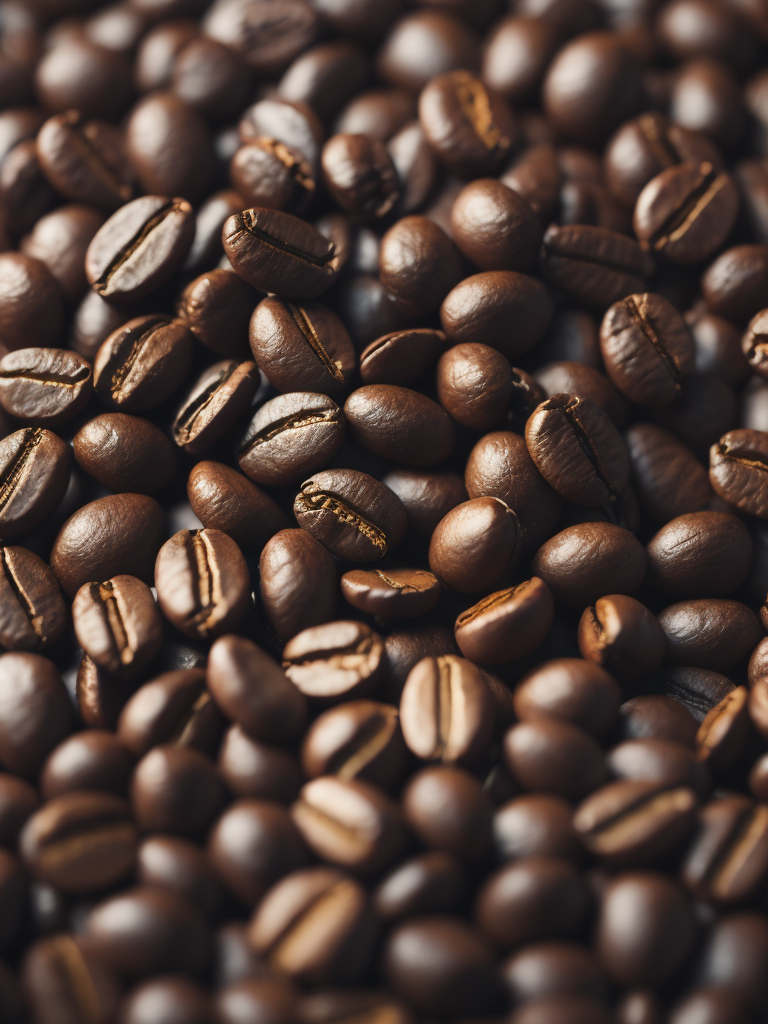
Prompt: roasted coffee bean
<box><xmin>607</xmin><ymin>738</ymin><xmax>710</xmax><ymax>800</ymax></box>
<box><xmin>0</xmin><ymin>348</ymin><xmax>92</xmax><ymax>426</ymax></box>
<box><xmin>21</xmin><ymin>935</ymin><xmax>122</xmax><ymax>1024</ymax></box>
<box><xmin>0</xmin><ymin>143</ymin><xmax>56</xmax><ymax>238</ymax></box>
<box><xmin>634</xmin><ymin>161</ymin><xmax>739</xmax><ymax>266</ymax></box>
<box><xmin>440</xmin><ymin>270</ymin><xmax>553</xmax><ymax>359</ymax></box>
<box><xmin>540</xmin><ymin>224</ymin><xmax>654</xmax><ymax>309</ymax></box>
<box><xmin>534</xmin><ymin>361</ymin><xmax>626</xmax><ymax>429</ymax></box>
<box><xmin>344</xmin><ymin>385</ymin><xmax>455</xmax><ymax>465</ymax></box>
<box><xmin>278</xmin><ymin>40</ymin><xmax>372</xmax><ymax>124</ymax></box>
<box><xmin>359</xmin><ymin>329</ymin><xmax>447</xmax><ymax>386</ymax></box>
<box><xmin>450</xmin><ymin>178</ymin><xmax>541</xmax><ymax>273</ymax></box>
<box><xmin>20</xmin><ymin>203</ymin><xmax>103</xmax><ymax>306</ymax></box>
<box><xmin>504</xmin><ymin>719</ymin><xmax>607</xmax><ymax>801</ymax></box>
<box><xmin>618</xmin><ymin>695</ymin><xmax>699</xmax><ymax>748</ymax></box>
<box><xmin>119</xmin><ymin>975</ymin><xmax>213</xmax><ymax>1024</ymax></box>
<box><xmin>681</xmin><ymin>794</ymin><xmax>768</xmax><ymax>903</ymax></box>
<box><xmin>454</xmin><ymin>578</ymin><xmax>554</xmax><ymax>665</ymax></box>
<box><xmin>659</xmin><ymin>600</ymin><xmax>763</xmax><ymax>672</ymax></box>
<box><xmin>502</xmin><ymin>942</ymin><xmax>609</xmax><ymax>1008</ymax></box>
<box><xmin>0</xmin><ymin>545</ymin><xmax>67</xmax><ymax>652</ymax></box>
<box><xmin>378</xmin><ymin>9</ymin><xmax>481</xmax><ymax>91</ymax></box>
<box><xmin>69</xmin><ymin>290</ymin><xmax>132</xmax><ymax>364</ymax></box>
<box><xmin>170</xmin><ymin>35</ymin><xmax>250</xmax><ymax>119</ymax></box>
<box><xmin>248</xmin><ymin>866</ymin><xmax>376</xmax><ymax>984</ymax></box>
<box><xmin>239</xmin><ymin>393</ymin><xmax>344</xmax><ymax>488</ymax></box>
<box><xmin>702</xmin><ymin>244</ymin><xmax>768</xmax><ymax>324</ymax></box>
<box><xmin>383</xmin><ymin>468</ymin><xmax>467</xmax><ymax>539</ymax></box>
<box><xmin>399</xmin><ymin>655</ymin><xmax>494</xmax><ymax>765</ymax></box>
<box><xmin>93</xmin><ymin>315</ymin><xmax>194</xmax><ymax>412</ymax></box>
<box><xmin>0</xmin><ymin>428</ymin><xmax>69</xmax><ymax>542</ymax></box>
<box><xmin>493</xmin><ymin>792</ymin><xmax>583</xmax><ymax>864</ymax></box>
<box><xmin>373</xmin><ymin>850</ymin><xmax>464</xmax><ymax>921</ymax></box>
<box><xmin>203</xmin><ymin>0</ymin><xmax>321</xmax><ymax>76</ymax></box>
<box><xmin>187</xmin><ymin>461</ymin><xmax>288</xmax><ymax>555</ymax></box>
<box><xmin>533</xmin><ymin>523</ymin><xmax>646</xmax><ymax>608</ymax></box>
<box><xmin>35</xmin><ymin>110</ymin><xmax>133</xmax><ymax>212</ymax></box>
<box><xmin>335</xmin><ymin>89</ymin><xmax>415</xmax><ymax>140</ymax></box>
<box><xmin>72</xmin><ymin>575</ymin><xmax>162</xmax><ymax>678</ymax></box>
<box><xmin>224</xmin><ymin>207</ymin><xmax>342</xmax><ymax>300</ymax></box>
<box><xmin>403</xmin><ymin>764</ymin><xmax>492</xmax><ymax>860</ymax></box>
<box><xmin>476</xmin><ymin>855</ymin><xmax>592</xmax><ymax>949</ymax></box>
<box><xmin>688</xmin><ymin>307</ymin><xmax>749</xmax><ymax>385</ymax></box>
<box><xmin>436</xmin><ymin>344</ymin><xmax>514</xmax><ymax>431</ymax></box>
<box><xmin>51</xmin><ymin>493</ymin><xmax>164</xmax><ymax>597</ymax></box>
<box><xmin>526</xmin><ymin>395</ymin><xmax>630</xmax><ymax>506</ymax></box>
<box><xmin>76</xmin><ymin>654</ymin><xmax>137</xmax><ymax>731</ymax></box>
<box><xmin>20</xmin><ymin>790</ymin><xmax>136</xmax><ymax>893</ymax></box>
<box><xmin>710</xmin><ymin>429</ymin><xmax>768</xmax><ymax>518</ymax></box>
<box><xmin>378</xmin><ymin>215</ymin><xmax>463</xmax><ymax>318</ymax></box>
<box><xmin>695</xmin><ymin>686</ymin><xmax>750</xmax><ymax>769</ymax></box>
<box><xmin>301</xmin><ymin>700</ymin><xmax>407</xmax><ymax>790</ymax></box>
<box><xmin>238</xmin><ymin>98</ymin><xmax>323</xmax><ymax>171</ymax></box>
<box><xmin>35</xmin><ymin>34</ymin><xmax>132</xmax><ymax>120</ymax></box>
<box><xmin>85</xmin><ymin>195</ymin><xmax>195</xmax><ymax>305</ymax></box>
<box><xmin>341</xmin><ymin>568</ymin><xmax>440</xmax><ymax>618</ymax></box>
<box><xmin>693</xmin><ymin>912</ymin><xmax>768</xmax><ymax>1014</ymax></box>
<box><xmin>208</xmin><ymin>634</ymin><xmax>308</xmax><ymax>741</ymax></box>
<box><xmin>578</xmin><ymin>595</ymin><xmax>666</xmax><ymax>678</ymax></box>
<box><xmin>259</xmin><ymin>529</ymin><xmax>337</xmax><ymax>643</ymax></box>
<box><xmin>117</xmin><ymin>668</ymin><xmax>221</xmax><ymax>758</ymax></box>
<box><xmin>573</xmin><ymin>779</ymin><xmax>698</xmax><ymax>864</ymax></box>
<box><xmin>177</xmin><ymin>268</ymin><xmax>255</xmax><ymax>357</ymax></box>
<box><xmin>74</xmin><ymin>413</ymin><xmax>177</xmax><ymax>495</ymax></box>
<box><xmin>216</xmin><ymin>978</ymin><xmax>298</xmax><ymax>1024</ymax></box>
<box><xmin>0</xmin><ymin>652</ymin><xmax>74</xmax><ymax>778</ymax></box>
<box><xmin>294</xmin><ymin>469</ymin><xmax>407</xmax><ymax>562</ymax></box>
<box><xmin>743</xmin><ymin>307</ymin><xmax>768</xmax><ymax>378</ymax></box>
<box><xmin>173</xmin><ymin>360</ymin><xmax>258</xmax><ymax>455</ymax></box>
<box><xmin>599</xmin><ymin>293</ymin><xmax>695</xmax><ymax>409</ymax></box>
<box><xmin>625</xmin><ymin>423</ymin><xmax>713</xmax><ymax>522</ymax></box>
<box><xmin>155</xmin><ymin>528</ymin><xmax>250</xmax><ymax>640</ymax></box>
<box><xmin>282</xmin><ymin>621</ymin><xmax>384</xmax><ymax>702</ymax></box>
<box><xmin>41</xmin><ymin>730</ymin><xmax>133</xmax><ymax>800</ymax></box>
<box><xmin>85</xmin><ymin>885</ymin><xmax>212</xmax><ymax>979</ymax></box>
<box><xmin>131</xmin><ymin>744</ymin><xmax>227</xmax><ymax>837</ymax></box>
<box><xmin>321</xmin><ymin>133</ymin><xmax>399</xmax><ymax>221</ymax></box>
<box><xmin>291</xmin><ymin>775</ymin><xmax>407</xmax><ymax>874</ymax></box>
<box><xmin>513</xmin><ymin>658</ymin><xmax>621</xmax><ymax>739</ymax></box>
<box><xmin>0</xmin><ymin>253</ymin><xmax>65</xmax><ymax>354</ymax></box>
<box><xmin>658</xmin><ymin>669</ymin><xmax>735</xmax><ymax>726</ymax></box>
<box><xmin>647</xmin><ymin>511</ymin><xmax>753</xmax><ymax>597</ymax></box>
<box><xmin>382</xmin><ymin>916</ymin><xmax>501</xmax><ymax>1018</ymax></box>
<box><xmin>429</xmin><ymin>496</ymin><xmax>519</xmax><ymax>594</ymax></box>
<box><xmin>218</xmin><ymin>726</ymin><xmax>303</xmax><ymax>804</ymax></box>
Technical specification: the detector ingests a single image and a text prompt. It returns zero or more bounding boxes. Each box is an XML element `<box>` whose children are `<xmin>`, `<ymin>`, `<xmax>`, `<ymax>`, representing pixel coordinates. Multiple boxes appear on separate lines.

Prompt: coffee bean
<box><xmin>454</xmin><ymin>578</ymin><xmax>554</xmax><ymax>665</ymax></box>
<box><xmin>321</xmin><ymin>133</ymin><xmax>400</xmax><ymax>221</ymax></box>
<box><xmin>20</xmin><ymin>790</ymin><xmax>136</xmax><ymax>893</ymax></box>
<box><xmin>429</xmin><ymin>496</ymin><xmax>519</xmax><ymax>593</ymax></box>
<box><xmin>283</xmin><ymin>621</ymin><xmax>385</xmax><ymax>701</ymax></box>
<box><xmin>187</xmin><ymin>461</ymin><xmax>288</xmax><ymax>556</ymax></box>
<box><xmin>85</xmin><ymin>194</ymin><xmax>195</xmax><ymax>304</ymax></box>
<box><xmin>279</xmin><ymin>40</ymin><xmax>372</xmax><ymax>123</ymax></box>
<box><xmin>93</xmin><ymin>315</ymin><xmax>194</xmax><ymax>412</ymax></box>
<box><xmin>647</xmin><ymin>511</ymin><xmax>753</xmax><ymax>598</ymax></box>
<box><xmin>294</xmin><ymin>468</ymin><xmax>408</xmax><ymax>561</ymax></box>
<box><xmin>504</xmin><ymin>719</ymin><xmax>607</xmax><ymax>801</ymax></box>
<box><xmin>248</xmin><ymin>866</ymin><xmax>376</xmax><ymax>984</ymax></box>
<box><xmin>340</xmin><ymin>568</ymin><xmax>440</xmax><ymax>619</ymax></box>
<box><xmin>76</xmin><ymin>653</ymin><xmax>136</xmax><ymax>731</ymax></box>
<box><xmin>710</xmin><ymin>428</ymin><xmax>768</xmax><ymax>517</ymax></box>
<box><xmin>607</xmin><ymin>737</ymin><xmax>710</xmax><ymax>800</ymax></box>
<box><xmin>626</xmin><ymin>423</ymin><xmax>713</xmax><ymax>523</ymax></box>
<box><xmin>533</xmin><ymin>523</ymin><xmax>646</xmax><ymax>608</ymax></box>
<box><xmin>224</xmin><ymin>207</ymin><xmax>342</xmax><ymax>300</ymax></box>
<box><xmin>21</xmin><ymin>935</ymin><xmax>122</xmax><ymax>1024</ymax></box>
<box><xmin>238</xmin><ymin>97</ymin><xmax>323</xmax><ymax>169</ymax></box>
<box><xmin>0</xmin><ymin>545</ymin><xmax>67</xmax><ymax>652</ymax></box>
<box><xmin>155</xmin><ymin>528</ymin><xmax>250</xmax><ymax>640</ymax></box>
<box><xmin>359</xmin><ymin>329</ymin><xmax>447</xmax><ymax>386</ymax></box>
<box><xmin>301</xmin><ymin>700</ymin><xmax>407</xmax><ymax>790</ymax></box>
<box><xmin>72</xmin><ymin>575</ymin><xmax>161</xmax><ymax>678</ymax></box>
<box><xmin>378</xmin><ymin>8</ymin><xmax>481</xmax><ymax>91</ymax></box>
<box><xmin>619</xmin><ymin>695</ymin><xmax>698</xmax><ymax>749</ymax></box>
<box><xmin>399</xmin><ymin>655</ymin><xmax>494</xmax><ymax>765</ymax></box>
<box><xmin>0</xmin><ymin>428</ymin><xmax>70</xmax><ymax>542</ymax></box>
<box><xmin>173</xmin><ymin>360</ymin><xmax>259</xmax><ymax>455</ymax></box>
<box><xmin>436</xmin><ymin>343</ymin><xmax>514</xmax><ymax>431</ymax></box>
<box><xmin>659</xmin><ymin>600</ymin><xmax>763</xmax><ymax>672</ymax></box>
<box><xmin>208</xmin><ymin>634</ymin><xmax>308</xmax><ymax>741</ymax></box>
<box><xmin>120</xmin><ymin>976</ymin><xmax>213</xmax><ymax>1024</ymax></box>
<box><xmin>378</xmin><ymin>215</ymin><xmax>463</xmax><ymax>317</ymax></box>
<box><xmin>402</xmin><ymin>764</ymin><xmax>492</xmax><ymax>859</ymax></box>
<box><xmin>526</xmin><ymin>395</ymin><xmax>630</xmax><ymax>507</ymax></box>
<box><xmin>204</xmin><ymin>0</ymin><xmax>321</xmax><ymax>76</ymax></box>
<box><xmin>742</xmin><ymin>307</ymin><xmax>768</xmax><ymax>379</ymax></box>
<box><xmin>177</xmin><ymin>267</ymin><xmax>256</xmax><ymax>357</ymax></box>
<box><xmin>493</xmin><ymin>793</ymin><xmax>583</xmax><ymax>865</ymax></box>
<box><xmin>383</xmin><ymin>468</ymin><xmax>468</xmax><ymax>538</ymax></box>
<box><xmin>502</xmin><ymin>942</ymin><xmax>609</xmax><ymax>1008</ymax></box>
<box><xmin>513</xmin><ymin>658</ymin><xmax>621</xmax><ymax>739</ymax></box>
<box><xmin>534</xmin><ymin>360</ymin><xmax>627</xmax><ymax>429</ymax></box>
<box><xmin>131</xmin><ymin>744</ymin><xmax>227</xmax><ymax>838</ymax></box>
<box><xmin>344</xmin><ymin>385</ymin><xmax>456</xmax><ymax>465</ymax></box>
<box><xmin>117</xmin><ymin>668</ymin><xmax>222</xmax><ymax>758</ymax></box>
<box><xmin>0</xmin><ymin>652</ymin><xmax>74</xmax><ymax>778</ymax></box>
<box><xmin>51</xmin><ymin>493</ymin><xmax>165</xmax><ymax>597</ymax></box>
<box><xmin>259</xmin><ymin>529</ymin><xmax>338</xmax><ymax>643</ymax></box>
<box><xmin>41</xmin><ymin>730</ymin><xmax>133</xmax><ymax>800</ymax></box>
<box><xmin>540</xmin><ymin>224</ymin><xmax>654</xmax><ymax>308</ymax></box>
<box><xmin>695</xmin><ymin>686</ymin><xmax>751</xmax><ymax>769</ymax></box>
<box><xmin>681</xmin><ymin>794</ymin><xmax>768</xmax><ymax>903</ymax></box>
<box><xmin>74</xmin><ymin>413</ymin><xmax>177</xmax><ymax>495</ymax></box>
<box><xmin>578</xmin><ymin>595</ymin><xmax>666</xmax><ymax>679</ymax></box>
<box><xmin>218</xmin><ymin>726</ymin><xmax>303</xmax><ymax>805</ymax></box>
<box><xmin>599</xmin><ymin>293</ymin><xmax>695</xmax><ymax>409</ymax></box>
<box><xmin>702</xmin><ymin>244</ymin><xmax>768</xmax><ymax>324</ymax></box>
<box><xmin>694</xmin><ymin>913</ymin><xmax>768</xmax><ymax>1015</ymax></box>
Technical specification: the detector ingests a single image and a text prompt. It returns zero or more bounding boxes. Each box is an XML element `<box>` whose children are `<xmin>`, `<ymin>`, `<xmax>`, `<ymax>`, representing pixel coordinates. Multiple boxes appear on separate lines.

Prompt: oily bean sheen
<box><xmin>283</xmin><ymin>621</ymin><xmax>385</xmax><ymax>702</ymax></box>
<box><xmin>710</xmin><ymin>429</ymin><xmax>768</xmax><ymax>518</ymax></box>
<box><xmin>359</xmin><ymin>329</ymin><xmax>447</xmax><ymax>386</ymax></box>
<box><xmin>72</xmin><ymin>576</ymin><xmax>162</xmax><ymax>677</ymax></box>
<box><xmin>0</xmin><ymin>428</ymin><xmax>69</xmax><ymax>542</ymax></box>
<box><xmin>525</xmin><ymin>395</ymin><xmax>630</xmax><ymax>506</ymax></box>
<box><xmin>513</xmin><ymin>658</ymin><xmax>621</xmax><ymax>739</ymax></box>
<box><xmin>646</xmin><ymin>511</ymin><xmax>753</xmax><ymax>597</ymax></box>
<box><xmin>259</xmin><ymin>529</ymin><xmax>338</xmax><ymax>643</ymax></box>
<box><xmin>0</xmin><ymin>546</ymin><xmax>67</xmax><ymax>652</ymax></box>
<box><xmin>223</xmin><ymin>207</ymin><xmax>342</xmax><ymax>300</ymax></box>
<box><xmin>659</xmin><ymin>600</ymin><xmax>763</xmax><ymax>672</ymax></box>
<box><xmin>429</xmin><ymin>496</ymin><xmax>519</xmax><ymax>594</ymax></box>
<box><xmin>599</xmin><ymin>293</ymin><xmax>695</xmax><ymax>409</ymax></box>
<box><xmin>173</xmin><ymin>360</ymin><xmax>259</xmax><ymax>454</ymax></box>
<box><xmin>73</xmin><ymin>413</ymin><xmax>177</xmax><ymax>495</ymax></box>
<box><xmin>454</xmin><ymin>578</ymin><xmax>555</xmax><ymax>665</ymax></box>
<box><xmin>0</xmin><ymin>653</ymin><xmax>75</xmax><ymax>779</ymax></box>
<box><xmin>341</xmin><ymin>568</ymin><xmax>441</xmax><ymax>618</ymax></box>
<box><xmin>294</xmin><ymin>469</ymin><xmax>408</xmax><ymax>562</ymax></box>
<box><xmin>188</xmin><ymin>461</ymin><xmax>288</xmax><ymax>555</ymax></box>
<box><xmin>344</xmin><ymin>385</ymin><xmax>456</xmax><ymax>465</ymax></box>
<box><xmin>0</xmin><ymin>348</ymin><xmax>92</xmax><ymax>425</ymax></box>
<box><xmin>238</xmin><ymin>392</ymin><xmax>345</xmax><ymax>487</ymax></box>
<box><xmin>85</xmin><ymin>194</ymin><xmax>195</xmax><ymax>304</ymax></box>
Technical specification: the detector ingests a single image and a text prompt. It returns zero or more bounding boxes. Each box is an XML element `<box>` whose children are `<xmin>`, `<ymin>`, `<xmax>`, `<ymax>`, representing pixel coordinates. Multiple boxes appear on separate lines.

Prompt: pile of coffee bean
<box><xmin>2</xmin><ymin>0</ymin><xmax>768</xmax><ymax>1021</ymax></box>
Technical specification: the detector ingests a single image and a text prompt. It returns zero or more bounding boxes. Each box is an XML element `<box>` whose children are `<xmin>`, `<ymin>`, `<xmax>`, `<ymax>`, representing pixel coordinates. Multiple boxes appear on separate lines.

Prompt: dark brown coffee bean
<box><xmin>540</xmin><ymin>223</ymin><xmax>654</xmax><ymax>308</ymax></box>
<box><xmin>399</xmin><ymin>655</ymin><xmax>494</xmax><ymax>765</ymax></box>
<box><xmin>504</xmin><ymin>719</ymin><xmax>607</xmax><ymax>801</ymax></box>
<box><xmin>278</xmin><ymin>40</ymin><xmax>372</xmax><ymax>124</ymax></box>
<box><xmin>454</xmin><ymin>578</ymin><xmax>554</xmax><ymax>665</ymax></box>
<box><xmin>493</xmin><ymin>793</ymin><xmax>583</xmax><ymax>864</ymax></box>
<box><xmin>187</xmin><ymin>461</ymin><xmax>288</xmax><ymax>555</ymax></box>
<box><xmin>633</xmin><ymin>162</ymin><xmax>739</xmax><ymax>264</ymax></box>
<box><xmin>661</xmin><ymin>667</ymin><xmax>736</xmax><ymax>724</ymax></box>
<box><xmin>85</xmin><ymin>195</ymin><xmax>194</xmax><ymax>305</ymax></box>
<box><xmin>20</xmin><ymin>790</ymin><xmax>136</xmax><ymax>894</ymax></box>
<box><xmin>382</xmin><ymin>468</ymin><xmax>467</xmax><ymax>540</ymax></box>
<box><xmin>618</xmin><ymin>695</ymin><xmax>698</xmax><ymax>749</ymax></box>
<box><xmin>93</xmin><ymin>315</ymin><xmax>194</xmax><ymax>412</ymax></box>
<box><xmin>231</xmin><ymin>138</ymin><xmax>315</xmax><ymax>215</ymax></box>
<box><xmin>450</xmin><ymin>178</ymin><xmax>542</xmax><ymax>273</ymax></box>
<box><xmin>340</xmin><ymin>568</ymin><xmax>440</xmax><ymax>619</ymax></box>
<box><xmin>120</xmin><ymin>975</ymin><xmax>213</xmax><ymax>1024</ymax></box>
<box><xmin>131</xmin><ymin>744</ymin><xmax>227</xmax><ymax>838</ymax></box>
<box><xmin>647</xmin><ymin>511</ymin><xmax>753</xmax><ymax>598</ymax></box>
<box><xmin>250</xmin><ymin>298</ymin><xmax>355</xmax><ymax>400</ymax></box>
<box><xmin>21</xmin><ymin>935</ymin><xmax>122</xmax><ymax>1024</ymax></box>
<box><xmin>117</xmin><ymin>668</ymin><xmax>222</xmax><ymax>758</ymax></box>
<box><xmin>748</xmin><ymin>676</ymin><xmax>768</xmax><ymax>741</ymax></box>
<box><xmin>294</xmin><ymin>468</ymin><xmax>407</xmax><ymax>562</ymax></box>
<box><xmin>155</xmin><ymin>528</ymin><xmax>250</xmax><ymax>640</ymax></box>
<box><xmin>0</xmin><ymin>347</ymin><xmax>92</xmax><ymax>426</ymax></box>
<box><xmin>76</xmin><ymin>654</ymin><xmax>136</xmax><ymax>731</ymax></box>
<box><xmin>373</xmin><ymin>850</ymin><xmax>464</xmax><ymax>922</ymax></box>
<box><xmin>177</xmin><ymin>267</ymin><xmax>255</xmax><ymax>357</ymax></box>
<box><xmin>224</xmin><ymin>207</ymin><xmax>342</xmax><ymax>300</ymax></box>
<box><xmin>344</xmin><ymin>385</ymin><xmax>456</xmax><ymax>466</ymax></box>
<box><xmin>0</xmin><ymin>428</ymin><xmax>69</xmax><ymax>542</ymax></box>
<box><xmin>435</xmin><ymin>343</ymin><xmax>514</xmax><ymax>431</ymax></box>
<box><xmin>743</xmin><ymin>307</ymin><xmax>768</xmax><ymax>378</ymax></box>
<box><xmin>238</xmin><ymin>393</ymin><xmax>343</xmax><ymax>487</ymax></box>
<box><xmin>534</xmin><ymin>360</ymin><xmax>627</xmax><ymax>430</ymax></box>
<box><xmin>378</xmin><ymin>215</ymin><xmax>463</xmax><ymax>318</ymax></box>
<box><xmin>208</xmin><ymin>634</ymin><xmax>308</xmax><ymax>741</ymax></box>
<box><xmin>599</xmin><ymin>293</ymin><xmax>695</xmax><ymax>409</ymax></box>
<box><xmin>533</xmin><ymin>523</ymin><xmax>646</xmax><ymax>608</ymax></box>
<box><xmin>73</xmin><ymin>413</ymin><xmax>177</xmax><ymax>495</ymax></box>
<box><xmin>0</xmin><ymin>652</ymin><xmax>74</xmax><ymax>781</ymax></box>
<box><xmin>0</xmin><ymin>545</ymin><xmax>67</xmax><ymax>652</ymax></box>
<box><xmin>513</xmin><ymin>658</ymin><xmax>621</xmax><ymax>739</ymax></box>
<box><xmin>259</xmin><ymin>529</ymin><xmax>337</xmax><ymax>643</ymax></box>
<box><xmin>72</xmin><ymin>575</ymin><xmax>162</xmax><ymax>678</ymax></box>
<box><xmin>248</xmin><ymin>866</ymin><xmax>376</xmax><ymax>984</ymax></box>
<box><xmin>321</xmin><ymin>133</ymin><xmax>399</xmax><ymax>221</ymax></box>
<box><xmin>695</xmin><ymin>686</ymin><xmax>750</xmax><ymax>768</ymax></box>
<box><xmin>51</xmin><ymin>493</ymin><xmax>164</xmax><ymax>597</ymax></box>
<box><xmin>359</xmin><ymin>329</ymin><xmax>446</xmax><ymax>386</ymax></box>
<box><xmin>301</xmin><ymin>700</ymin><xmax>407</xmax><ymax>790</ymax></box>
<box><xmin>217</xmin><ymin>726</ymin><xmax>302</xmax><ymax>806</ymax></box>
<box><xmin>403</xmin><ymin>765</ymin><xmax>492</xmax><ymax>859</ymax></box>
<box><xmin>660</xmin><ymin>600</ymin><xmax>763</xmax><ymax>672</ymax></box>
<box><xmin>625</xmin><ymin>423</ymin><xmax>713</xmax><ymax>523</ymax></box>
<box><xmin>710</xmin><ymin>429</ymin><xmax>768</xmax><ymax>517</ymax></box>
<box><xmin>702</xmin><ymin>244</ymin><xmax>768</xmax><ymax>324</ymax></box>
<box><xmin>204</xmin><ymin>0</ymin><xmax>321</xmax><ymax>76</ymax></box>
<box><xmin>0</xmin><ymin>253</ymin><xmax>65</xmax><ymax>354</ymax></box>
<box><xmin>378</xmin><ymin>7</ymin><xmax>481</xmax><ymax>91</ymax></box>
<box><xmin>291</xmin><ymin>775</ymin><xmax>407</xmax><ymax>874</ymax></box>
<box><xmin>502</xmin><ymin>942</ymin><xmax>608</xmax><ymax>1010</ymax></box>
<box><xmin>681</xmin><ymin>794</ymin><xmax>768</xmax><ymax>903</ymax></box>
<box><xmin>429</xmin><ymin>496</ymin><xmax>519</xmax><ymax>594</ymax></box>
<box><xmin>173</xmin><ymin>360</ymin><xmax>258</xmax><ymax>454</ymax></box>
<box><xmin>578</xmin><ymin>595</ymin><xmax>666</xmax><ymax>679</ymax></box>
<box><xmin>41</xmin><ymin>730</ymin><xmax>133</xmax><ymax>800</ymax></box>
<box><xmin>282</xmin><ymin>621</ymin><xmax>384</xmax><ymax>702</ymax></box>
<box><xmin>606</xmin><ymin>738</ymin><xmax>710</xmax><ymax>800</ymax></box>
<box><xmin>526</xmin><ymin>394</ymin><xmax>630</xmax><ymax>507</ymax></box>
